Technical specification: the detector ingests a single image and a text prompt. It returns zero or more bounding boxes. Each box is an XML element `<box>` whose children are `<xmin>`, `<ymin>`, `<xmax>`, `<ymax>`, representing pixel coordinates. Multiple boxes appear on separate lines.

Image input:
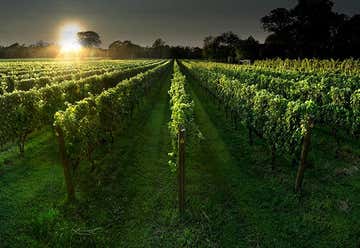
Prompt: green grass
<box><xmin>0</xmin><ymin>68</ymin><xmax>359</xmax><ymax>247</ymax></box>
<box><xmin>0</xmin><ymin>129</ymin><xmax>65</xmax><ymax>247</ymax></box>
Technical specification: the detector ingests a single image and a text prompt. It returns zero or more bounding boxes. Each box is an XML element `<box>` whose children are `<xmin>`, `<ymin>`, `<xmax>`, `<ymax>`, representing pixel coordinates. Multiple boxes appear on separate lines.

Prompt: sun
<box><xmin>59</xmin><ymin>24</ymin><xmax>82</xmax><ymax>53</ymax></box>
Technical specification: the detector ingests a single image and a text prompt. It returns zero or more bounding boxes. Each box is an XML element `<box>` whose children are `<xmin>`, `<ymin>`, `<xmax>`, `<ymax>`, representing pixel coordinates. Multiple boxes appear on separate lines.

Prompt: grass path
<box><xmin>183</xmin><ymin>76</ymin><xmax>259</xmax><ymax>247</ymax></box>
<box><xmin>0</xmin><ymin>130</ymin><xmax>65</xmax><ymax>247</ymax></box>
<box><xmin>75</xmin><ymin>70</ymin><xmax>182</xmax><ymax>246</ymax></box>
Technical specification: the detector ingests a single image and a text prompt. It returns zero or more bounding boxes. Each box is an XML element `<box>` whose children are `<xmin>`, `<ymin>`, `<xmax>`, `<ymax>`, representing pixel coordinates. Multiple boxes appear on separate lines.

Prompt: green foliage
<box><xmin>168</xmin><ymin>61</ymin><xmax>197</xmax><ymax>171</ymax></box>
<box><xmin>0</xmin><ymin>59</ymin><xmax>359</xmax><ymax>247</ymax></box>
<box><xmin>54</xmin><ymin>61</ymin><xmax>171</xmax><ymax>175</ymax></box>
<box><xmin>183</xmin><ymin>61</ymin><xmax>309</xmax><ymax>157</ymax></box>
<box><xmin>0</xmin><ymin>60</ymin><xmax>164</xmax><ymax>154</ymax></box>
<box><xmin>0</xmin><ymin>60</ymin><xmax>157</xmax><ymax>93</ymax></box>
<box><xmin>183</xmin><ymin>60</ymin><xmax>360</xmax><ymax>159</ymax></box>
<box><xmin>253</xmin><ymin>58</ymin><xmax>360</xmax><ymax>76</ymax></box>
<box><xmin>351</xmin><ymin>90</ymin><xmax>360</xmax><ymax>135</ymax></box>
<box><xmin>77</xmin><ymin>31</ymin><xmax>102</xmax><ymax>48</ymax></box>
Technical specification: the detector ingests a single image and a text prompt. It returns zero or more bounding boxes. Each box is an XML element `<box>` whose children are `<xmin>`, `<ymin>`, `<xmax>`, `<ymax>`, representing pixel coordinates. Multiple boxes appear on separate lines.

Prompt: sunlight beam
<box><xmin>59</xmin><ymin>23</ymin><xmax>82</xmax><ymax>54</ymax></box>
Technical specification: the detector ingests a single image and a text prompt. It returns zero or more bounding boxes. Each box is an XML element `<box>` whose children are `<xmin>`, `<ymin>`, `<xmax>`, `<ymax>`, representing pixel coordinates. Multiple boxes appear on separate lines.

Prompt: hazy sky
<box><xmin>0</xmin><ymin>0</ymin><xmax>359</xmax><ymax>47</ymax></box>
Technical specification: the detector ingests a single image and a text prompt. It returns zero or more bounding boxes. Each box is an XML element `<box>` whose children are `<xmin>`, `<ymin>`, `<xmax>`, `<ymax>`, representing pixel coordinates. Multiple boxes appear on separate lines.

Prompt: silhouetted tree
<box><xmin>291</xmin><ymin>0</ymin><xmax>336</xmax><ymax>57</ymax></box>
<box><xmin>261</xmin><ymin>8</ymin><xmax>295</xmax><ymax>47</ymax></box>
<box><xmin>77</xmin><ymin>31</ymin><xmax>102</xmax><ymax>48</ymax></box>
<box><xmin>191</xmin><ymin>47</ymin><xmax>203</xmax><ymax>59</ymax></box>
<box><xmin>27</xmin><ymin>41</ymin><xmax>58</xmax><ymax>58</ymax></box>
<box><xmin>170</xmin><ymin>46</ymin><xmax>203</xmax><ymax>59</ymax></box>
<box><xmin>260</xmin><ymin>0</ymin><xmax>360</xmax><ymax>58</ymax></box>
<box><xmin>262</xmin><ymin>8</ymin><xmax>294</xmax><ymax>34</ymax></box>
<box><xmin>345</xmin><ymin>15</ymin><xmax>360</xmax><ymax>54</ymax></box>
<box><xmin>236</xmin><ymin>36</ymin><xmax>260</xmax><ymax>62</ymax></box>
<box><xmin>109</xmin><ymin>40</ymin><xmax>144</xmax><ymax>58</ymax></box>
<box><xmin>107</xmin><ymin>39</ymin><xmax>202</xmax><ymax>59</ymax></box>
<box><xmin>334</xmin><ymin>14</ymin><xmax>360</xmax><ymax>57</ymax></box>
<box><xmin>152</xmin><ymin>38</ymin><xmax>166</xmax><ymax>48</ymax></box>
<box><xmin>203</xmin><ymin>32</ymin><xmax>260</xmax><ymax>62</ymax></box>
<box><xmin>151</xmin><ymin>38</ymin><xmax>170</xmax><ymax>58</ymax></box>
<box><xmin>3</xmin><ymin>43</ymin><xmax>29</xmax><ymax>58</ymax></box>
<box><xmin>203</xmin><ymin>36</ymin><xmax>217</xmax><ymax>60</ymax></box>
<box><xmin>215</xmin><ymin>32</ymin><xmax>241</xmax><ymax>62</ymax></box>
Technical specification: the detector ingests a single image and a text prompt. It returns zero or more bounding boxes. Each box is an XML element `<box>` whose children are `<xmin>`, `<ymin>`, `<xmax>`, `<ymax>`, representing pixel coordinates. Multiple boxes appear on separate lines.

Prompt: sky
<box><xmin>0</xmin><ymin>0</ymin><xmax>359</xmax><ymax>48</ymax></box>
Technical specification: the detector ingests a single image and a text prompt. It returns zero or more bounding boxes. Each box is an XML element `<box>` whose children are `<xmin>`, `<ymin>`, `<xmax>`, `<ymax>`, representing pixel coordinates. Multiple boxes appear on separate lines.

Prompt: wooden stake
<box><xmin>55</xmin><ymin>126</ymin><xmax>76</xmax><ymax>202</ymax></box>
<box><xmin>295</xmin><ymin>118</ymin><xmax>313</xmax><ymax>193</ymax></box>
<box><xmin>178</xmin><ymin>127</ymin><xmax>186</xmax><ymax>215</ymax></box>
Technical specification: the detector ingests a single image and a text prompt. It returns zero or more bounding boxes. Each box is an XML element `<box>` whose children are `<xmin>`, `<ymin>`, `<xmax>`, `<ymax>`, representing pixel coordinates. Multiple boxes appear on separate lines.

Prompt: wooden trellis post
<box><xmin>178</xmin><ymin>127</ymin><xmax>186</xmax><ymax>215</ymax></box>
<box><xmin>295</xmin><ymin>118</ymin><xmax>314</xmax><ymax>193</ymax></box>
<box><xmin>55</xmin><ymin>126</ymin><xmax>76</xmax><ymax>202</ymax></box>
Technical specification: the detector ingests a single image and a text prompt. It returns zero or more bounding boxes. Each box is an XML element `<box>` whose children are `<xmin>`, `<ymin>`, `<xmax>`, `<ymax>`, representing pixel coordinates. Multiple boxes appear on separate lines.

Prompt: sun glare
<box><xmin>59</xmin><ymin>24</ymin><xmax>82</xmax><ymax>53</ymax></box>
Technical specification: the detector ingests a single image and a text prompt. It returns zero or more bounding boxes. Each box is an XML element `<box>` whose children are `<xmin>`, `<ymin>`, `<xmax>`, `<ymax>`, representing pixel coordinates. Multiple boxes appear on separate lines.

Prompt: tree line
<box><xmin>0</xmin><ymin>0</ymin><xmax>359</xmax><ymax>60</ymax></box>
<box><xmin>261</xmin><ymin>0</ymin><xmax>360</xmax><ymax>59</ymax></box>
<box><xmin>108</xmin><ymin>38</ymin><xmax>202</xmax><ymax>59</ymax></box>
<box><xmin>0</xmin><ymin>36</ymin><xmax>202</xmax><ymax>60</ymax></box>
<box><xmin>203</xmin><ymin>0</ymin><xmax>360</xmax><ymax>62</ymax></box>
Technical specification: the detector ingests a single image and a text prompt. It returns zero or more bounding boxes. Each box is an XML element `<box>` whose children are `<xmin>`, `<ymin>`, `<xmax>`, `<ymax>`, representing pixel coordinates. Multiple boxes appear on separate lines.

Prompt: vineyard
<box><xmin>0</xmin><ymin>59</ymin><xmax>359</xmax><ymax>247</ymax></box>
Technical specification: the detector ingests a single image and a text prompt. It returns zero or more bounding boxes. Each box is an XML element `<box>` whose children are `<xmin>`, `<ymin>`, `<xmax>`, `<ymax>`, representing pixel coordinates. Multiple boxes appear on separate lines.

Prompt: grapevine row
<box><xmin>184</xmin><ymin>61</ymin><xmax>360</xmax><ymax>139</ymax></box>
<box><xmin>196</xmin><ymin>61</ymin><xmax>360</xmax><ymax>92</ymax></box>
<box><xmin>0</xmin><ymin>60</ymin><xmax>159</xmax><ymax>94</ymax></box>
<box><xmin>182</xmin><ymin>61</ymin><xmax>316</xmax><ymax>192</ymax></box>
<box><xmin>54</xmin><ymin>61</ymin><xmax>171</xmax><ymax>201</ymax></box>
<box><xmin>253</xmin><ymin>58</ymin><xmax>360</xmax><ymax>76</ymax></box>
<box><xmin>168</xmin><ymin>61</ymin><xmax>197</xmax><ymax>171</ymax></box>
<box><xmin>0</xmin><ymin>61</ymin><xmax>165</xmax><ymax>154</ymax></box>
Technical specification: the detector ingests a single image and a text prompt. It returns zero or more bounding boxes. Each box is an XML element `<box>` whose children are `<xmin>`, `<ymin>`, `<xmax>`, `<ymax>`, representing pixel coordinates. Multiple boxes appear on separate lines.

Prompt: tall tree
<box><xmin>152</xmin><ymin>38</ymin><xmax>166</xmax><ymax>48</ymax></box>
<box><xmin>261</xmin><ymin>0</ymin><xmax>346</xmax><ymax>58</ymax></box>
<box><xmin>203</xmin><ymin>36</ymin><xmax>217</xmax><ymax>60</ymax></box>
<box><xmin>151</xmin><ymin>38</ymin><xmax>169</xmax><ymax>58</ymax></box>
<box><xmin>215</xmin><ymin>32</ymin><xmax>241</xmax><ymax>62</ymax></box>
<box><xmin>261</xmin><ymin>8</ymin><xmax>297</xmax><ymax>57</ymax></box>
<box><xmin>335</xmin><ymin>14</ymin><xmax>360</xmax><ymax>57</ymax></box>
<box><xmin>109</xmin><ymin>40</ymin><xmax>143</xmax><ymax>58</ymax></box>
<box><xmin>203</xmin><ymin>33</ymin><xmax>260</xmax><ymax>61</ymax></box>
<box><xmin>77</xmin><ymin>31</ymin><xmax>102</xmax><ymax>48</ymax></box>
<box><xmin>261</xmin><ymin>8</ymin><xmax>295</xmax><ymax>44</ymax></box>
<box><xmin>236</xmin><ymin>36</ymin><xmax>260</xmax><ymax>61</ymax></box>
<box><xmin>292</xmin><ymin>0</ymin><xmax>336</xmax><ymax>56</ymax></box>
